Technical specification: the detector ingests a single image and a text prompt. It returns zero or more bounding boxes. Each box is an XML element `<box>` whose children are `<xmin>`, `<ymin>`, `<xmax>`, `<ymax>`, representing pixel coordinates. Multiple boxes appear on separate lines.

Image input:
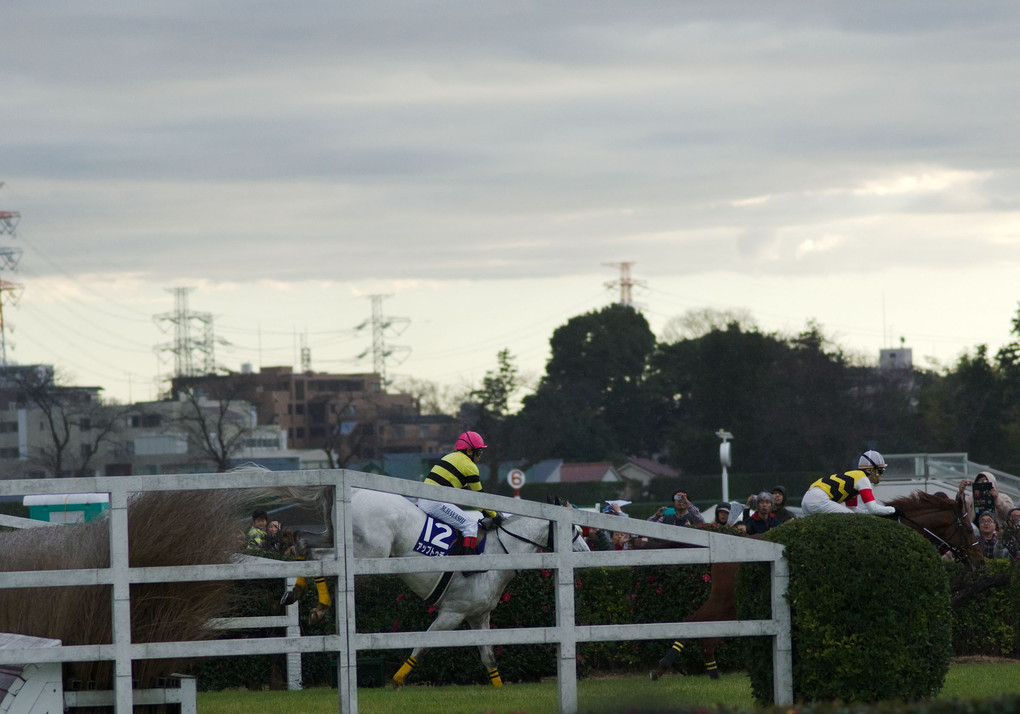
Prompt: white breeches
<box><xmin>801</xmin><ymin>487</ymin><xmax>856</xmax><ymax>515</ymax></box>
<box><xmin>417</xmin><ymin>497</ymin><xmax>479</xmax><ymax>538</ymax></box>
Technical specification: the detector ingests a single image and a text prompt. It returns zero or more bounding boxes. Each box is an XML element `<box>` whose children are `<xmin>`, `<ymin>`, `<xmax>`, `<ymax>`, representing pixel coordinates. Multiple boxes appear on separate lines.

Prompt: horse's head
<box><xmin>889</xmin><ymin>492</ymin><xmax>982</xmax><ymax>570</ymax></box>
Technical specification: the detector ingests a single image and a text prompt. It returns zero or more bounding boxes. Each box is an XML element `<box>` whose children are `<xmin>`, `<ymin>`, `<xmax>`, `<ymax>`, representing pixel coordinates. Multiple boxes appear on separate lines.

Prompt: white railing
<box><xmin>881</xmin><ymin>452</ymin><xmax>1020</xmax><ymax>502</ymax></box>
<box><xmin>0</xmin><ymin>470</ymin><xmax>791</xmax><ymax>713</ymax></box>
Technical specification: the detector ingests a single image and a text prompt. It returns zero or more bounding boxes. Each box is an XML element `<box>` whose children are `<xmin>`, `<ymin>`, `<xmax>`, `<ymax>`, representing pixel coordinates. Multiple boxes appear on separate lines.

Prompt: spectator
<box><xmin>245</xmin><ymin>509</ymin><xmax>269</xmax><ymax>551</ymax></box>
<box><xmin>648</xmin><ymin>490</ymin><xmax>703</xmax><ymax>527</ymax></box>
<box><xmin>264</xmin><ymin>520</ymin><xmax>284</xmax><ymax>554</ymax></box>
<box><xmin>770</xmin><ymin>485</ymin><xmax>796</xmax><ymax>524</ymax></box>
<box><xmin>975</xmin><ymin>511</ymin><xmax>1001</xmax><ymax>559</ymax></box>
<box><xmin>738</xmin><ymin>493</ymin><xmax>758</xmax><ymax>529</ymax></box>
<box><xmin>747</xmin><ymin>492</ymin><xmax>779</xmax><ymax>535</ymax></box>
<box><xmin>602</xmin><ymin>500</ymin><xmax>631</xmax><ymax>517</ymax></box>
<box><xmin>958</xmin><ymin>472</ymin><xmax>1015</xmax><ymax>527</ymax></box>
<box><xmin>999</xmin><ymin>508</ymin><xmax>1020</xmax><ymax>561</ymax></box>
<box><xmin>583</xmin><ymin>527</ymin><xmax>613</xmax><ymax>551</ymax></box>
<box><xmin>712</xmin><ymin>502</ymin><xmax>731</xmax><ymax>526</ymax></box>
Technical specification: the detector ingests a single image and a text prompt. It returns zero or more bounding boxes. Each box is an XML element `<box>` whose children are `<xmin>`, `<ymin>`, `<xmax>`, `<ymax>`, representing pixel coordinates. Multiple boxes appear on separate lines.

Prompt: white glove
<box><xmin>864</xmin><ymin>501</ymin><xmax>895</xmax><ymax>516</ymax></box>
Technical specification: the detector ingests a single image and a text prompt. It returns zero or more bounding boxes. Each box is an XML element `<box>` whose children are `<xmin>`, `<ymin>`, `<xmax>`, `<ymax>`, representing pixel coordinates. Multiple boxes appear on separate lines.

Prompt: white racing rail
<box><xmin>0</xmin><ymin>470</ymin><xmax>792</xmax><ymax>713</ymax></box>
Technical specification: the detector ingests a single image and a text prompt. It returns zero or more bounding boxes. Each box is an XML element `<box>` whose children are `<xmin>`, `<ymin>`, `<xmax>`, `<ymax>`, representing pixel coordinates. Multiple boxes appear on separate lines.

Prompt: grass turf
<box><xmin>197</xmin><ymin>659</ymin><xmax>1020</xmax><ymax>714</ymax></box>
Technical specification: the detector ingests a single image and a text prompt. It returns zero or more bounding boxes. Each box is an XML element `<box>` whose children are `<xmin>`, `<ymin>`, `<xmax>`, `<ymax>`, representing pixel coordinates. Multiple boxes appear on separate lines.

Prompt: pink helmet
<box><xmin>455</xmin><ymin>431</ymin><xmax>487</xmax><ymax>451</ymax></box>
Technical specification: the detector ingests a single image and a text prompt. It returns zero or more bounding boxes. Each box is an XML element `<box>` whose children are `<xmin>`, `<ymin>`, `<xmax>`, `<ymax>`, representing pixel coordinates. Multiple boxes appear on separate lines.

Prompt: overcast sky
<box><xmin>1</xmin><ymin>2</ymin><xmax>1018</xmax><ymax>405</ymax></box>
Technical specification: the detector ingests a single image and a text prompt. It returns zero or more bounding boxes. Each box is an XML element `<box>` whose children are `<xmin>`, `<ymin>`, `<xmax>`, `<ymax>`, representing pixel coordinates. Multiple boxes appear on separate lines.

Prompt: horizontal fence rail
<box><xmin>0</xmin><ymin>470</ymin><xmax>791</xmax><ymax>713</ymax></box>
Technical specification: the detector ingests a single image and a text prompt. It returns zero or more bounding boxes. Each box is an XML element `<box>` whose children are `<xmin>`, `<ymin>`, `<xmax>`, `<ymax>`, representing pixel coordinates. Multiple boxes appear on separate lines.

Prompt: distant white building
<box><xmin>879</xmin><ymin>347</ymin><xmax>913</xmax><ymax>370</ymax></box>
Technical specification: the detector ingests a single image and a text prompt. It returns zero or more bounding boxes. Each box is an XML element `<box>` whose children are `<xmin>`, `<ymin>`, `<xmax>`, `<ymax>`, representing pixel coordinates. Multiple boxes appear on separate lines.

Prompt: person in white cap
<box><xmin>801</xmin><ymin>450</ymin><xmax>896</xmax><ymax>516</ymax></box>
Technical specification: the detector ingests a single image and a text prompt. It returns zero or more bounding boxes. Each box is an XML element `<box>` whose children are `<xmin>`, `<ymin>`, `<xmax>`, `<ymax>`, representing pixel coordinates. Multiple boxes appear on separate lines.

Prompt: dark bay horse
<box><xmin>650</xmin><ymin>491</ymin><xmax>981</xmax><ymax>681</ymax></box>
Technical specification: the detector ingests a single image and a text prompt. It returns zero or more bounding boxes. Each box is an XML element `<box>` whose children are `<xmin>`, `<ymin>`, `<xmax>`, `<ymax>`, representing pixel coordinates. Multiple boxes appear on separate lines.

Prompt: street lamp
<box><xmin>716</xmin><ymin>430</ymin><xmax>733</xmax><ymax>502</ymax></box>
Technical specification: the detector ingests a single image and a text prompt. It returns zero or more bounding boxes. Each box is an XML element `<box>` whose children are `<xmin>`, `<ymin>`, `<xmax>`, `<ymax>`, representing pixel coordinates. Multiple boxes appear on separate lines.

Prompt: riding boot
<box><xmin>461</xmin><ymin>536</ymin><xmax>485</xmax><ymax>576</ymax></box>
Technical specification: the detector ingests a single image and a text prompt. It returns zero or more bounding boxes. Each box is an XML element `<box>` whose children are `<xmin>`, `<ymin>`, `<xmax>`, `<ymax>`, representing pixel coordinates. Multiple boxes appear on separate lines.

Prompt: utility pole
<box><xmin>154</xmin><ymin>287</ymin><xmax>218</xmax><ymax>378</ymax></box>
<box><xmin>602</xmin><ymin>261</ymin><xmax>646</xmax><ymax>308</ymax></box>
<box><xmin>355</xmin><ymin>294</ymin><xmax>410</xmax><ymax>386</ymax></box>
<box><xmin>0</xmin><ymin>183</ymin><xmax>24</xmax><ymax>369</ymax></box>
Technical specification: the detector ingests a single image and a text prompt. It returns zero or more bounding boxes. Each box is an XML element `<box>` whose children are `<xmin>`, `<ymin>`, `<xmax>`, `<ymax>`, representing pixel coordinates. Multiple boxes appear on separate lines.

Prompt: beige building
<box><xmin>171</xmin><ymin>366</ymin><xmax>461</xmax><ymax>462</ymax></box>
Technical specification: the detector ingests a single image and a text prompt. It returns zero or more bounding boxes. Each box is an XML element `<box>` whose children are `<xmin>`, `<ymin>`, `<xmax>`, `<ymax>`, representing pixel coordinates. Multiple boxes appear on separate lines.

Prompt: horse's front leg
<box><xmin>391</xmin><ymin>609</ymin><xmax>466</xmax><ymax>687</ymax></box>
<box><xmin>466</xmin><ymin>610</ymin><xmax>502</xmax><ymax>687</ymax></box>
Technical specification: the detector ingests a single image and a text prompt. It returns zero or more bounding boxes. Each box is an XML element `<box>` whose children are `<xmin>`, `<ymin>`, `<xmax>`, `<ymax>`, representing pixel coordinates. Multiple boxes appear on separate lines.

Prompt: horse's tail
<box><xmin>0</xmin><ymin>488</ymin><xmax>247</xmax><ymax>690</ymax></box>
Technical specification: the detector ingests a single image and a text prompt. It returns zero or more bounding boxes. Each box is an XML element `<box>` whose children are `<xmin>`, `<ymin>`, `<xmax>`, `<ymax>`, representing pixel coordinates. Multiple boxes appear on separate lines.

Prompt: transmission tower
<box><xmin>603</xmin><ymin>261</ymin><xmax>646</xmax><ymax>308</ymax></box>
<box><xmin>0</xmin><ymin>183</ymin><xmax>23</xmax><ymax>368</ymax></box>
<box><xmin>300</xmin><ymin>333</ymin><xmax>312</xmax><ymax>374</ymax></box>
<box><xmin>354</xmin><ymin>294</ymin><xmax>410</xmax><ymax>385</ymax></box>
<box><xmin>153</xmin><ymin>287</ymin><xmax>218</xmax><ymax>377</ymax></box>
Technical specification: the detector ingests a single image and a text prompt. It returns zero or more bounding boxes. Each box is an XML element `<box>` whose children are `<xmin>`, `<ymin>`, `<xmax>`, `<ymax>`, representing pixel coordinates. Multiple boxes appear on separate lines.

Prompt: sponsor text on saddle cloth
<box><xmin>414</xmin><ymin>513</ymin><xmax>486</xmax><ymax>557</ymax></box>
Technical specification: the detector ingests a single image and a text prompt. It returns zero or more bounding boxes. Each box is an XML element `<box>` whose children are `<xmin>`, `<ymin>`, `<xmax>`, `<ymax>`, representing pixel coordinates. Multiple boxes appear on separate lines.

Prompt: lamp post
<box><xmin>716</xmin><ymin>430</ymin><xmax>733</xmax><ymax>502</ymax></box>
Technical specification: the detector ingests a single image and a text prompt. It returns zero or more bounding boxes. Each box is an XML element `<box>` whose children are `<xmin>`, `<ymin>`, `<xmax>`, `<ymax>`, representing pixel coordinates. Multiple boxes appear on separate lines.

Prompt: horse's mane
<box><xmin>887</xmin><ymin>491</ymin><xmax>956</xmax><ymax>513</ymax></box>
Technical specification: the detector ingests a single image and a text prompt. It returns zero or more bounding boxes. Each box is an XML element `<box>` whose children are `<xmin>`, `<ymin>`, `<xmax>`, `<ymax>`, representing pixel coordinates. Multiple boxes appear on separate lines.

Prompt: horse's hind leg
<box><xmin>392</xmin><ymin>609</ymin><xmax>466</xmax><ymax>687</ymax></box>
<box><xmin>650</xmin><ymin>640</ymin><xmax>685</xmax><ymax>680</ymax></box>
<box><xmin>466</xmin><ymin>610</ymin><xmax>502</xmax><ymax>687</ymax></box>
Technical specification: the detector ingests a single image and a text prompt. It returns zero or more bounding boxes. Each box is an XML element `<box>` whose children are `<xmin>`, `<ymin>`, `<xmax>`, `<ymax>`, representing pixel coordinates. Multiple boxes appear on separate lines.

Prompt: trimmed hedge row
<box><xmin>737</xmin><ymin>514</ymin><xmax>952</xmax><ymax>704</ymax></box>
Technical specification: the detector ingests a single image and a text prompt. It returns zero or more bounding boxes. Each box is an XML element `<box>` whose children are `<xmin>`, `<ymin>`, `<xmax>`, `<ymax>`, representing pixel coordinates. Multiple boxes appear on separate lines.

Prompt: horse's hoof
<box><xmin>649</xmin><ymin>668</ymin><xmax>665</xmax><ymax>681</ymax></box>
<box><xmin>280</xmin><ymin>590</ymin><xmax>298</xmax><ymax>606</ymax></box>
<box><xmin>708</xmin><ymin>670</ymin><xmax>720</xmax><ymax>680</ymax></box>
<box><xmin>309</xmin><ymin>607</ymin><xmax>328</xmax><ymax>626</ymax></box>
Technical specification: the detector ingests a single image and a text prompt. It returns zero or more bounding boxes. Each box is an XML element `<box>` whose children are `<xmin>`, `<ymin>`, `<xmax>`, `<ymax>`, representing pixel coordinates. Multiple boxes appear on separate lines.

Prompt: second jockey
<box><xmin>801</xmin><ymin>450</ymin><xmax>896</xmax><ymax>516</ymax></box>
<box><xmin>418</xmin><ymin>431</ymin><xmax>498</xmax><ymax>555</ymax></box>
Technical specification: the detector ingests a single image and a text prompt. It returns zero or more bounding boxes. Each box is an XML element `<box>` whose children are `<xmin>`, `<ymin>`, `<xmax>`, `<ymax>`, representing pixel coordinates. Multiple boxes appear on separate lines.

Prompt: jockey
<box><xmin>418</xmin><ymin>431</ymin><xmax>498</xmax><ymax>555</ymax></box>
<box><xmin>801</xmin><ymin>450</ymin><xmax>896</xmax><ymax>516</ymax></box>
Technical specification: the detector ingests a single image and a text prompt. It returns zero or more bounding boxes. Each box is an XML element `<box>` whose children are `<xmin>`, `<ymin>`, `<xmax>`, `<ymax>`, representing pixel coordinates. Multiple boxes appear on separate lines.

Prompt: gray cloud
<box><xmin>3</xmin><ymin>1</ymin><xmax>1020</xmax><ymax>288</ymax></box>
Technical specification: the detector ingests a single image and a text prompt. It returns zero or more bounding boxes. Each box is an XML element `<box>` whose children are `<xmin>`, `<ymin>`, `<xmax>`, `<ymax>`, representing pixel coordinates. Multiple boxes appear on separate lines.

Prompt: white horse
<box><xmin>263</xmin><ymin>485</ymin><xmax>590</xmax><ymax>687</ymax></box>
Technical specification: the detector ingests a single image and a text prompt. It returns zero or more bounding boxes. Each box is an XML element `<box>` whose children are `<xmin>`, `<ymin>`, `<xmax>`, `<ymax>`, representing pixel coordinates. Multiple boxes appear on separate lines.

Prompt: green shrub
<box><xmin>736</xmin><ymin>514</ymin><xmax>952</xmax><ymax>705</ymax></box>
<box><xmin>950</xmin><ymin>559</ymin><xmax>1020</xmax><ymax>656</ymax></box>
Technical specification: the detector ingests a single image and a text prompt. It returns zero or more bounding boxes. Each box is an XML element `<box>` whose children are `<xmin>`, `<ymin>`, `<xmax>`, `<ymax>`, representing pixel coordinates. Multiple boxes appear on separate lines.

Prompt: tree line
<box><xmin>469</xmin><ymin>303</ymin><xmax>1020</xmax><ymax>477</ymax></box>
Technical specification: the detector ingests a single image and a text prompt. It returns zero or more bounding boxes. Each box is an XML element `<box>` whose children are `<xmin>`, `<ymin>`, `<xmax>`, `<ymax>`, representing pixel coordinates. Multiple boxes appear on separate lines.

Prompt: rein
<box><xmin>896</xmin><ymin>506</ymin><xmax>978</xmax><ymax>566</ymax></box>
<box><xmin>495</xmin><ymin>520</ymin><xmax>551</xmax><ymax>553</ymax></box>
<box><xmin>493</xmin><ymin>518</ymin><xmax>583</xmax><ymax>576</ymax></box>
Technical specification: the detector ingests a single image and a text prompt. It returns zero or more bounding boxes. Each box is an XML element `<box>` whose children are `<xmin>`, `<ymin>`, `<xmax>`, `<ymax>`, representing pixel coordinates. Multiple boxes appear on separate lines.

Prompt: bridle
<box><xmin>492</xmin><ymin>518</ymin><xmax>583</xmax><ymax>575</ymax></box>
<box><xmin>896</xmin><ymin>501</ymin><xmax>979</xmax><ymax>568</ymax></box>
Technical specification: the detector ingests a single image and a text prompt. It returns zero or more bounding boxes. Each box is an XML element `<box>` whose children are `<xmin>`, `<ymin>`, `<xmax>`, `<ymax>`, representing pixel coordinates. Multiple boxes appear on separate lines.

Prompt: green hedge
<box><xmin>736</xmin><ymin>514</ymin><xmax>952</xmax><ymax>705</ymax></box>
<box><xmin>951</xmin><ymin>559</ymin><xmax>1020</xmax><ymax>656</ymax></box>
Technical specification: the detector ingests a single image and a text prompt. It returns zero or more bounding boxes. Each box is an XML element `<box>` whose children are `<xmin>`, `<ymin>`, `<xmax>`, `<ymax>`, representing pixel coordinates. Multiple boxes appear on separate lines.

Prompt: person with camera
<box><xmin>648</xmin><ymin>489</ymin><xmax>703</xmax><ymax>527</ymax></box>
<box><xmin>958</xmin><ymin>472</ymin><xmax>1015</xmax><ymax>528</ymax></box>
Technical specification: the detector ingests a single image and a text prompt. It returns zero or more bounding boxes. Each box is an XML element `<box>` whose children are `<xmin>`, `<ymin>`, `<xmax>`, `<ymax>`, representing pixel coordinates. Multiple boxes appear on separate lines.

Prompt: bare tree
<box><xmin>322</xmin><ymin>393</ymin><xmax>373</xmax><ymax>469</ymax></box>
<box><xmin>661</xmin><ymin>307</ymin><xmax>757</xmax><ymax>343</ymax></box>
<box><xmin>173</xmin><ymin>378</ymin><xmax>255</xmax><ymax>472</ymax></box>
<box><xmin>7</xmin><ymin>366</ymin><xmax>124</xmax><ymax>477</ymax></box>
